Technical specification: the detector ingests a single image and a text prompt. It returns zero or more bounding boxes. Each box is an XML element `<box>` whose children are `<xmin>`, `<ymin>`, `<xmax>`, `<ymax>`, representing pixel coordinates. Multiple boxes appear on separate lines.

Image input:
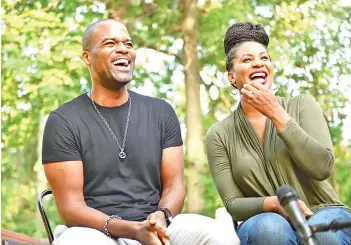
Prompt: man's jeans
<box><xmin>237</xmin><ymin>207</ymin><xmax>351</xmax><ymax>245</ymax></box>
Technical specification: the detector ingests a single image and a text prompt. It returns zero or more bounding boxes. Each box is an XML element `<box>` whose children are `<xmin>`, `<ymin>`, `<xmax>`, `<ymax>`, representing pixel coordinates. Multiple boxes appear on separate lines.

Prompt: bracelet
<box><xmin>104</xmin><ymin>215</ymin><xmax>122</xmax><ymax>238</ymax></box>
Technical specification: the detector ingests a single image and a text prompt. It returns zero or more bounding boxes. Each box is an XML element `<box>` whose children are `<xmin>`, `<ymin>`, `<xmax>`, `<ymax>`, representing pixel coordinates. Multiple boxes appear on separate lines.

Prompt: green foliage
<box><xmin>2</xmin><ymin>0</ymin><xmax>350</xmax><ymax>237</ymax></box>
<box><xmin>1</xmin><ymin>0</ymin><xmax>103</xmax><ymax>236</ymax></box>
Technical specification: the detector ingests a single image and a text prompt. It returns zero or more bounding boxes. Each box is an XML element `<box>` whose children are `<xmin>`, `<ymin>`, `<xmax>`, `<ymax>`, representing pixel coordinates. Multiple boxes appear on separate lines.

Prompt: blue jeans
<box><xmin>237</xmin><ymin>207</ymin><xmax>351</xmax><ymax>245</ymax></box>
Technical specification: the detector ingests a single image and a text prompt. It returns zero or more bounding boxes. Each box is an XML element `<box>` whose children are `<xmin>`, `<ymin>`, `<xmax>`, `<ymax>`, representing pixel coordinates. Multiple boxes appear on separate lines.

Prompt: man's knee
<box><xmin>54</xmin><ymin>227</ymin><xmax>116</xmax><ymax>245</ymax></box>
<box><xmin>170</xmin><ymin>214</ymin><xmax>240</xmax><ymax>245</ymax></box>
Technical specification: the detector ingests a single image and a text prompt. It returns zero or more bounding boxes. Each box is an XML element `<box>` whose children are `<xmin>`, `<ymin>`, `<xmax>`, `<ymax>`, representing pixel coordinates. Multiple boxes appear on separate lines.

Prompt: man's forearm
<box><xmin>158</xmin><ymin>186</ymin><xmax>186</xmax><ymax>216</ymax></box>
<box><xmin>61</xmin><ymin>204</ymin><xmax>140</xmax><ymax>240</ymax></box>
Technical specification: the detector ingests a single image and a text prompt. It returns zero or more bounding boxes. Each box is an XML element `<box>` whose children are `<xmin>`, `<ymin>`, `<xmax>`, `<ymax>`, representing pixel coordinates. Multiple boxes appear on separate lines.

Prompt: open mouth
<box><xmin>249</xmin><ymin>71</ymin><xmax>268</xmax><ymax>85</ymax></box>
<box><xmin>112</xmin><ymin>58</ymin><xmax>131</xmax><ymax>70</ymax></box>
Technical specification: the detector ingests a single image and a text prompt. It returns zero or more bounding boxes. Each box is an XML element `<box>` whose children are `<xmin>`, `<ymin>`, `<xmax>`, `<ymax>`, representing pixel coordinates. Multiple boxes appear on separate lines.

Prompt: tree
<box><xmin>2</xmin><ymin>0</ymin><xmax>350</xmax><ymax>237</ymax></box>
<box><xmin>180</xmin><ymin>0</ymin><xmax>206</xmax><ymax>213</ymax></box>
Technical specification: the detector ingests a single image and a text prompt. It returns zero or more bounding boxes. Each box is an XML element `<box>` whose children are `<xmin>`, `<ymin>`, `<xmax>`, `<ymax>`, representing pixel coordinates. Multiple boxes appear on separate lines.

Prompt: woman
<box><xmin>206</xmin><ymin>22</ymin><xmax>351</xmax><ymax>245</ymax></box>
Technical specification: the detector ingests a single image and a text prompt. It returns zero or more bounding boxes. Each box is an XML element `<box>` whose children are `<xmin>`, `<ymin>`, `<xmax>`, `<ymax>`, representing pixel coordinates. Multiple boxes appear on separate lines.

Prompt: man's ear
<box><xmin>82</xmin><ymin>51</ymin><xmax>91</xmax><ymax>65</ymax></box>
<box><xmin>227</xmin><ymin>71</ymin><xmax>237</xmax><ymax>88</ymax></box>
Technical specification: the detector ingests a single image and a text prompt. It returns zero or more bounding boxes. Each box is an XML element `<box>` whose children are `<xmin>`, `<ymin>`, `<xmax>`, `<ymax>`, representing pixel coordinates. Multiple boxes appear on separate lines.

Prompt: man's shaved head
<box><xmin>82</xmin><ymin>18</ymin><xmax>124</xmax><ymax>51</ymax></box>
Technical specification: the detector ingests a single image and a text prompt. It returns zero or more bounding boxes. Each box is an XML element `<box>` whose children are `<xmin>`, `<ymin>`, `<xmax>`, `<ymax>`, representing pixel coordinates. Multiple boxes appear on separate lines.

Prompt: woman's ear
<box><xmin>228</xmin><ymin>71</ymin><xmax>237</xmax><ymax>88</ymax></box>
<box><xmin>82</xmin><ymin>51</ymin><xmax>91</xmax><ymax>65</ymax></box>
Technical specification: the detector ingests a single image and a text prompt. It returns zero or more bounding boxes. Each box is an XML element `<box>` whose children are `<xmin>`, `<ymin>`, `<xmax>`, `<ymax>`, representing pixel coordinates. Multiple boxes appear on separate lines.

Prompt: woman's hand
<box><xmin>263</xmin><ymin>196</ymin><xmax>313</xmax><ymax>219</ymax></box>
<box><xmin>241</xmin><ymin>81</ymin><xmax>291</xmax><ymax>132</ymax></box>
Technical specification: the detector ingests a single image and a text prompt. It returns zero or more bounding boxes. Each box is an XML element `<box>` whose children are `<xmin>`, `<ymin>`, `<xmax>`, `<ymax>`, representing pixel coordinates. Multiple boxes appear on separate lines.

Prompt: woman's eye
<box><xmin>243</xmin><ymin>58</ymin><xmax>252</xmax><ymax>62</ymax></box>
<box><xmin>261</xmin><ymin>56</ymin><xmax>269</xmax><ymax>60</ymax></box>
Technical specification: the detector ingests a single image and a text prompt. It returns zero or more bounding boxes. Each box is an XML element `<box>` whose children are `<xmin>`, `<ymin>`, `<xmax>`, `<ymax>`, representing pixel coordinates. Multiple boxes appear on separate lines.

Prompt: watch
<box><xmin>157</xmin><ymin>207</ymin><xmax>173</xmax><ymax>226</ymax></box>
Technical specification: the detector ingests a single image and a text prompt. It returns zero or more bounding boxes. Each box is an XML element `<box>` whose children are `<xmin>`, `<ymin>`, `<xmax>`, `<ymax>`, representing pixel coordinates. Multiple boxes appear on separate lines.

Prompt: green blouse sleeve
<box><xmin>206</xmin><ymin>126</ymin><xmax>266</xmax><ymax>221</ymax></box>
<box><xmin>278</xmin><ymin>95</ymin><xmax>335</xmax><ymax>180</ymax></box>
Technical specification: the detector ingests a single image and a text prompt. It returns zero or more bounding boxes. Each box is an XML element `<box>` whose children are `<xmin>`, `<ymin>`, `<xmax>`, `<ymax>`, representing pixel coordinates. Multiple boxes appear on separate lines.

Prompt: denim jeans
<box><xmin>237</xmin><ymin>207</ymin><xmax>351</xmax><ymax>245</ymax></box>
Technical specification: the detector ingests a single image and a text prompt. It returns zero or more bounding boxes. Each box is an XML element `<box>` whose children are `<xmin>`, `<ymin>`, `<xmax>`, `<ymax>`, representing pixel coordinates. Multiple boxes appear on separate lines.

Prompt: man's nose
<box><xmin>114</xmin><ymin>42</ymin><xmax>128</xmax><ymax>53</ymax></box>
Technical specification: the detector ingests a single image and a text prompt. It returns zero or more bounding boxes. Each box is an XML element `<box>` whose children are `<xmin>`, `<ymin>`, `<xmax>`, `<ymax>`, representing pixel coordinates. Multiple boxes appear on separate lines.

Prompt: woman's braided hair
<box><xmin>224</xmin><ymin>22</ymin><xmax>269</xmax><ymax>72</ymax></box>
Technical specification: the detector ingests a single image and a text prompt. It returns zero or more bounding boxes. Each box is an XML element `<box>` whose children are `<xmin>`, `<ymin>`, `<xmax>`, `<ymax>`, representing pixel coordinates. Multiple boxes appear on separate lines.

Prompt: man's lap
<box><xmin>53</xmin><ymin>226</ymin><xmax>137</xmax><ymax>245</ymax></box>
<box><xmin>169</xmin><ymin>214</ymin><xmax>239</xmax><ymax>245</ymax></box>
<box><xmin>53</xmin><ymin>214</ymin><xmax>239</xmax><ymax>245</ymax></box>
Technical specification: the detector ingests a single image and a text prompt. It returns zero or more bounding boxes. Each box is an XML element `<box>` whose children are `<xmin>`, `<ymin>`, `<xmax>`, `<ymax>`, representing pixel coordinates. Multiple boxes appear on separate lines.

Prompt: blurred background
<box><xmin>1</xmin><ymin>0</ymin><xmax>351</xmax><ymax>238</ymax></box>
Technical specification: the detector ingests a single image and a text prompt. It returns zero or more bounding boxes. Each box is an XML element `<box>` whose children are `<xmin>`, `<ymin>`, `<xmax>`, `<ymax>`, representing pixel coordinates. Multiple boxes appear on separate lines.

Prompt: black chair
<box><xmin>37</xmin><ymin>190</ymin><xmax>54</xmax><ymax>245</ymax></box>
<box><xmin>233</xmin><ymin>220</ymin><xmax>239</xmax><ymax>231</ymax></box>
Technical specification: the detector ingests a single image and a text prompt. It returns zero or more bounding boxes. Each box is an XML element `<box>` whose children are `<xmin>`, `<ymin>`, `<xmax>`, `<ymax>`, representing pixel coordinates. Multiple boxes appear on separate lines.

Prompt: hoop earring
<box><xmin>231</xmin><ymin>89</ymin><xmax>239</xmax><ymax>96</ymax></box>
<box><xmin>270</xmin><ymin>84</ymin><xmax>280</xmax><ymax>92</ymax></box>
<box><xmin>230</xmin><ymin>83</ymin><xmax>238</xmax><ymax>95</ymax></box>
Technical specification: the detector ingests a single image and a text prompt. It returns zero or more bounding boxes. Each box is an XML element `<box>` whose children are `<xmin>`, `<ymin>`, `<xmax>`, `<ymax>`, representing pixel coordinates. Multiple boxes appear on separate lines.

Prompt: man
<box><xmin>42</xmin><ymin>18</ymin><xmax>239</xmax><ymax>245</ymax></box>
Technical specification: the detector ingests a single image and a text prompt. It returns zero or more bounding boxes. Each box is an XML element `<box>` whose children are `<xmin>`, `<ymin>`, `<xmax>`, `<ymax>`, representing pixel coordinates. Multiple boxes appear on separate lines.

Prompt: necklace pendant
<box><xmin>119</xmin><ymin>151</ymin><xmax>126</xmax><ymax>159</ymax></box>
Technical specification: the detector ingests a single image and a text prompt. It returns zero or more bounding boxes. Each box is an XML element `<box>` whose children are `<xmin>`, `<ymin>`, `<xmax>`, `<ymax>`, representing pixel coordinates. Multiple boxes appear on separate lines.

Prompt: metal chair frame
<box><xmin>37</xmin><ymin>190</ymin><xmax>54</xmax><ymax>244</ymax></box>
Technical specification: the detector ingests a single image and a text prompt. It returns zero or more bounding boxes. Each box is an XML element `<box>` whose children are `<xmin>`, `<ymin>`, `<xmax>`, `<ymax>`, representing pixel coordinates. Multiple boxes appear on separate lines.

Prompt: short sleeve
<box><xmin>162</xmin><ymin>102</ymin><xmax>183</xmax><ymax>149</ymax></box>
<box><xmin>42</xmin><ymin>112</ymin><xmax>82</xmax><ymax>163</ymax></box>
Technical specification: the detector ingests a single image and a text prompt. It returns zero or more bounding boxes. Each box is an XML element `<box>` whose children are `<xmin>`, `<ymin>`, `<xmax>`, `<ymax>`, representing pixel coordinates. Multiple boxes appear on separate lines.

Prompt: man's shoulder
<box><xmin>130</xmin><ymin>90</ymin><xmax>173</xmax><ymax>110</ymax></box>
<box><xmin>51</xmin><ymin>93</ymin><xmax>88</xmax><ymax>118</ymax></box>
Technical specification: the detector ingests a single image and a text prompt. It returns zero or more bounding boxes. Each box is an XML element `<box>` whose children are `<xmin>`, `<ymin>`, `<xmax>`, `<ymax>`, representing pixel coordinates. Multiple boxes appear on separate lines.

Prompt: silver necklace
<box><xmin>87</xmin><ymin>91</ymin><xmax>131</xmax><ymax>159</ymax></box>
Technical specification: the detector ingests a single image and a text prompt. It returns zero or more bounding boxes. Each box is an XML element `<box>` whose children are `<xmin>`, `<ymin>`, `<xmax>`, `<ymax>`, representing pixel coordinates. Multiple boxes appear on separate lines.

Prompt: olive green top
<box><xmin>206</xmin><ymin>95</ymin><xmax>348</xmax><ymax>221</ymax></box>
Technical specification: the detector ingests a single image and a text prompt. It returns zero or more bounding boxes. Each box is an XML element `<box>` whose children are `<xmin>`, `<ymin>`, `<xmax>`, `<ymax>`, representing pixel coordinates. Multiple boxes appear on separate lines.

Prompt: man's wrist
<box><xmin>156</xmin><ymin>207</ymin><xmax>172</xmax><ymax>226</ymax></box>
<box><xmin>132</xmin><ymin>221</ymin><xmax>143</xmax><ymax>241</ymax></box>
<box><xmin>108</xmin><ymin>219</ymin><xmax>142</xmax><ymax>241</ymax></box>
<box><xmin>155</xmin><ymin>210</ymin><xmax>166</xmax><ymax>219</ymax></box>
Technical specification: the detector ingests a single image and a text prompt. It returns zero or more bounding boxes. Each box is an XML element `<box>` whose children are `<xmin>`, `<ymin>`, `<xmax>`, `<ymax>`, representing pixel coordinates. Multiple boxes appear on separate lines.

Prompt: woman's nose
<box><xmin>252</xmin><ymin>57</ymin><xmax>263</xmax><ymax>67</ymax></box>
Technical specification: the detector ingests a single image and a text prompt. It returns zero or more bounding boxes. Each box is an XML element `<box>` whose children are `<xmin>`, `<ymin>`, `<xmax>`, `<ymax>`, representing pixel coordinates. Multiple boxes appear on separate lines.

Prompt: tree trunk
<box><xmin>181</xmin><ymin>0</ymin><xmax>205</xmax><ymax>213</ymax></box>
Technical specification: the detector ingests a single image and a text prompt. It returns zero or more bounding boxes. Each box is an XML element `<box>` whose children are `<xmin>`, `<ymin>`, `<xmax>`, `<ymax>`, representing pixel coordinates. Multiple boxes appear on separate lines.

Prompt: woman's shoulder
<box><xmin>280</xmin><ymin>93</ymin><xmax>316</xmax><ymax>103</ymax></box>
<box><xmin>279</xmin><ymin>94</ymin><xmax>317</xmax><ymax>112</ymax></box>
<box><xmin>206</xmin><ymin>113</ymin><xmax>235</xmax><ymax>139</ymax></box>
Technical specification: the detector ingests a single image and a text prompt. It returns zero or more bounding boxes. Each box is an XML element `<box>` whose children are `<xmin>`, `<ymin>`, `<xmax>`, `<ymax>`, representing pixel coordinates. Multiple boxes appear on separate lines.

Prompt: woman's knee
<box><xmin>308</xmin><ymin>207</ymin><xmax>351</xmax><ymax>245</ymax></box>
<box><xmin>251</xmin><ymin>213</ymin><xmax>291</xmax><ymax>235</ymax></box>
<box><xmin>239</xmin><ymin>213</ymin><xmax>297</xmax><ymax>245</ymax></box>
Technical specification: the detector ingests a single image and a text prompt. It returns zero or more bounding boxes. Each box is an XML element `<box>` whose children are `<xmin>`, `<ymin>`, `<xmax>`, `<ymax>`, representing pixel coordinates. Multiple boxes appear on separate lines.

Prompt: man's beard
<box><xmin>114</xmin><ymin>70</ymin><xmax>133</xmax><ymax>84</ymax></box>
<box><xmin>97</xmin><ymin>69</ymin><xmax>134</xmax><ymax>89</ymax></box>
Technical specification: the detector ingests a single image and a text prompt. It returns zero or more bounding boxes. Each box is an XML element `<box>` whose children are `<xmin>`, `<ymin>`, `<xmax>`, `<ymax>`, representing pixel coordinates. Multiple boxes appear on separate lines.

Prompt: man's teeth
<box><xmin>113</xmin><ymin>59</ymin><xmax>129</xmax><ymax>66</ymax></box>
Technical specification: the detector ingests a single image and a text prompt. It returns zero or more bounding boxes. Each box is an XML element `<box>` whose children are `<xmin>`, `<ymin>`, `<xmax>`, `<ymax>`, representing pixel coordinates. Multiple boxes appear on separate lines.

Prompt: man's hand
<box><xmin>135</xmin><ymin>219</ymin><xmax>170</xmax><ymax>245</ymax></box>
<box><xmin>147</xmin><ymin>211</ymin><xmax>170</xmax><ymax>245</ymax></box>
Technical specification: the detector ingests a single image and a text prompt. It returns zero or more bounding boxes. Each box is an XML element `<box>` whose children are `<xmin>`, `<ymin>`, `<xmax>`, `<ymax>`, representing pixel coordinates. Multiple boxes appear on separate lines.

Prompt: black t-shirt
<box><xmin>42</xmin><ymin>90</ymin><xmax>183</xmax><ymax>221</ymax></box>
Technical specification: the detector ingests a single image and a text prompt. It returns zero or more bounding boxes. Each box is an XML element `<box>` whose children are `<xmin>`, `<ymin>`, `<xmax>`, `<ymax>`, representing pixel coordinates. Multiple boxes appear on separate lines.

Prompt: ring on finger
<box><xmin>248</xmin><ymin>91</ymin><xmax>254</xmax><ymax>98</ymax></box>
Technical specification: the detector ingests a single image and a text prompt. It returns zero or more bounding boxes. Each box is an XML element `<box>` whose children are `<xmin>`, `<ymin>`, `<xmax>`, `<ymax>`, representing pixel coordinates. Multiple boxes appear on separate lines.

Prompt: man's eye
<box><xmin>105</xmin><ymin>41</ymin><xmax>114</xmax><ymax>45</ymax></box>
<box><xmin>125</xmin><ymin>42</ymin><xmax>134</xmax><ymax>48</ymax></box>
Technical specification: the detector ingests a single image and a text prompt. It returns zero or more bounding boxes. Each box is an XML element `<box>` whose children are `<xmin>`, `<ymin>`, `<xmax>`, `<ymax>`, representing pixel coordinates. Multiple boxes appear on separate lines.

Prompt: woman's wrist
<box><xmin>262</xmin><ymin>196</ymin><xmax>279</xmax><ymax>213</ymax></box>
<box><xmin>270</xmin><ymin>106</ymin><xmax>291</xmax><ymax>132</ymax></box>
